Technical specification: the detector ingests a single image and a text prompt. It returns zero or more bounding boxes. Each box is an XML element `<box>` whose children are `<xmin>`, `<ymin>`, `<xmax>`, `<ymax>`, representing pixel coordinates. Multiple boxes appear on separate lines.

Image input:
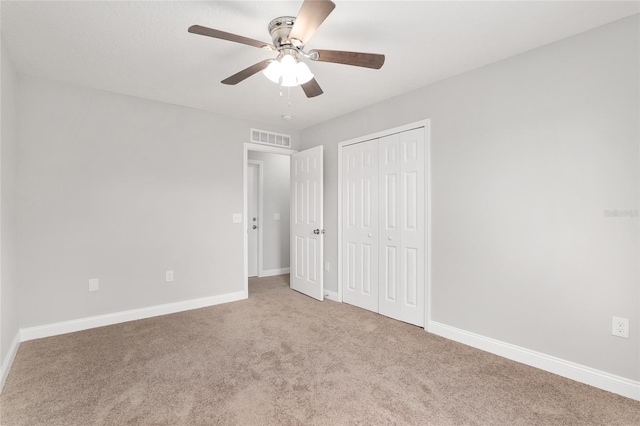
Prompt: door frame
<box><xmin>247</xmin><ymin>160</ymin><xmax>264</xmax><ymax>277</ymax></box>
<box><xmin>243</xmin><ymin>143</ymin><xmax>297</xmax><ymax>297</ymax></box>
<box><xmin>337</xmin><ymin>119</ymin><xmax>432</xmax><ymax>329</ymax></box>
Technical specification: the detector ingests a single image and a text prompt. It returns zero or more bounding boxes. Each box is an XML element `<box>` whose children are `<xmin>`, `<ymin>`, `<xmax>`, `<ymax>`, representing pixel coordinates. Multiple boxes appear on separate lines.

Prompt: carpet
<box><xmin>1</xmin><ymin>274</ymin><xmax>639</xmax><ymax>425</ymax></box>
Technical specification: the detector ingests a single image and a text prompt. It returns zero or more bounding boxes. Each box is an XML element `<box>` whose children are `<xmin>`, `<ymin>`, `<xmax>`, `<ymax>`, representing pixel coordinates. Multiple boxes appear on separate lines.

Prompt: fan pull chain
<box><xmin>278</xmin><ymin>85</ymin><xmax>294</xmax><ymax>121</ymax></box>
<box><xmin>279</xmin><ymin>85</ymin><xmax>292</xmax><ymax>108</ymax></box>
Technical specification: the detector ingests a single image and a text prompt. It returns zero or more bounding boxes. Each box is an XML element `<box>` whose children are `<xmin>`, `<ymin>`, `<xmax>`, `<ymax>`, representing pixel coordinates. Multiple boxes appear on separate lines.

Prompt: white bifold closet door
<box><xmin>342</xmin><ymin>127</ymin><xmax>425</xmax><ymax>327</ymax></box>
<box><xmin>342</xmin><ymin>139</ymin><xmax>379</xmax><ymax>312</ymax></box>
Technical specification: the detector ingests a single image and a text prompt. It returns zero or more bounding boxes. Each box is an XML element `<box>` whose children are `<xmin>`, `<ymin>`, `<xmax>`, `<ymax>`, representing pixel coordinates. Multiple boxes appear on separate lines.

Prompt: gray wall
<box><xmin>300</xmin><ymin>16</ymin><xmax>639</xmax><ymax>380</ymax></box>
<box><xmin>17</xmin><ymin>76</ymin><xmax>299</xmax><ymax>328</ymax></box>
<box><xmin>248</xmin><ymin>151</ymin><xmax>290</xmax><ymax>273</ymax></box>
<box><xmin>1</xmin><ymin>41</ymin><xmax>19</xmax><ymax>367</ymax></box>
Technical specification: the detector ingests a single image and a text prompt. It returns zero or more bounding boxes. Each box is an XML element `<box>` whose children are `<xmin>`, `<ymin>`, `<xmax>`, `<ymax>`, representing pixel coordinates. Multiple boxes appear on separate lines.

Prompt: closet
<box><xmin>341</xmin><ymin>127</ymin><xmax>426</xmax><ymax>327</ymax></box>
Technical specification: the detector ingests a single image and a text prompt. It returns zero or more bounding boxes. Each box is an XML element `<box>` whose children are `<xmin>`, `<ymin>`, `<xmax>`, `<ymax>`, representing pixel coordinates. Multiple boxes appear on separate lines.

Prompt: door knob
<box><xmin>368</xmin><ymin>233</ymin><xmax>373</xmax><ymax>237</ymax></box>
<box><xmin>252</xmin><ymin>217</ymin><xmax>257</xmax><ymax>222</ymax></box>
<box><xmin>252</xmin><ymin>225</ymin><xmax>257</xmax><ymax>229</ymax></box>
<box><xmin>388</xmin><ymin>236</ymin><xmax>393</xmax><ymax>240</ymax></box>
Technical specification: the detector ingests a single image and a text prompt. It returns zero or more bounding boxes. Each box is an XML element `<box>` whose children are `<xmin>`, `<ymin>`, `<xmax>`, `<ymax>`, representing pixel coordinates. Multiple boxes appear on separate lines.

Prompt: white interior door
<box><xmin>248</xmin><ymin>163</ymin><xmax>259</xmax><ymax>277</ymax></box>
<box><xmin>379</xmin><ymin>128</ymin><xmax>425</xmax><ymax>326</ymax></box>
<box><xmin>290</xmin><ymin>145</ymin><xmax>323</xmax><ymax>300</ymax></box>
<box><xmin>342</xmin><ymin>139</ymin><xmax>379</xmax><ymax>312</ymax></box>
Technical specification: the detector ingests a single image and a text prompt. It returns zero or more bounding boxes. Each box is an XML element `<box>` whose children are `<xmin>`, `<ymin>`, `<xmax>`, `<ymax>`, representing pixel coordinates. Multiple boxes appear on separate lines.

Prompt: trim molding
<box><xmin>21</xmin><ymin>291</ymin><xmax>247</xmax><ymax>342</ymax></box>
<box><xmin>427</xmin><ymin>320</ymin><xmax>640</xmax><ymax>401</ymax></box>
<box><xmin>0</xmin><ymin>331</ymin><xmax>21</xmax><ymax>393</ymax></box>
<box><xmin>324</xmin><ymin>290</ymin><xmax>340</xmax><ymax>302</ymax></box>
<box><xmin>259</xmin><ymin>268</ymin><xmax>290</xmax><ymax>278</ymax></box>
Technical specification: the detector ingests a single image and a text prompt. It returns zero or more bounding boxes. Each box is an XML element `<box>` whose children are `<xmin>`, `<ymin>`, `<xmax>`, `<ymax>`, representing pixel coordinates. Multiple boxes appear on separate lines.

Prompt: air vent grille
<box><xmin>250</xmin><ymin>128</ymin><xmax>291</xmax><ymax>147</ymax></box>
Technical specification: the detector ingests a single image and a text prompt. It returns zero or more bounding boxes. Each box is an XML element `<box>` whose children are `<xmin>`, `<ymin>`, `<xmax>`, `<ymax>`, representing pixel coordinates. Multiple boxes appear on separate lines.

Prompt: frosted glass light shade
<box><xmin>263</xmin><ymin>60</ymin><xmax>282</xmax><ymax>83</ymax></box>
<box><xmin>262</xmin><ymin>54</ymin><xmax>314</xmax><ymax>87</ymax></box>
<box><xmin>280</xmin><ymin>54</ymin><xmax>297</xmax><ymax>85</ymax></box>
<box><xmin>295</xmin><ymin>61</ymin><xmax>313</xmax><ymax>84</ymax></box>
<box><xmin>280</xmin><ymin>54</ymin><xmax>297</xmax><ymax>68</ymax></box>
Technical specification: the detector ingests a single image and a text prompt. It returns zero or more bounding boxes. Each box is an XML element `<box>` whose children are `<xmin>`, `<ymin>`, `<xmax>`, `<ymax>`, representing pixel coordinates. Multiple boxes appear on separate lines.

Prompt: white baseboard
<box><xmin>324</xmin><ymin>290</ymin><xmax>340</xmax><ymax>302</ymax></box>
<box><xmin>21</xmin><ymin>290</ymin><xmax>247</xmax><ymax>342</ymax></box>
<box><xmin>0</xmin><ymin>331</ymin><xmax>21</xmax><ymax>393</ymax></box>
<box><xmin>259</xmin><ymin>267</ymin><xmax>290</xmax><ymax>277</ymax></box>
<box><xmin>427</xmin><ymin>320</ymin><xmax>640</xmax><ymax>401</ymax></box>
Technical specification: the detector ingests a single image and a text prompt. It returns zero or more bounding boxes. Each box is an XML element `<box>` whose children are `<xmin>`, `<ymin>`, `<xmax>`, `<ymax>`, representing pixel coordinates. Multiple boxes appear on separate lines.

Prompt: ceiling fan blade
<box><xmin>221</xmin><ymin>59</ymin><xmax>272</xmax><ymax>85</ymax></box>
<box><xmin>310</xmin><ymin>49</ymin><xmax>385</xmax><ymax>69</ymax></box>
<box><xmin>289</xmin><ymin>0</ymin><xmax>336</xmax><ymax>46</ymax></box>
<box><xmin>188</xmin><ymin>25</ymin><xmax>274</xmax><ymax>50</ymax></box>
<box><xmin>301</xmin><ymin>78</ymin><xmax>323</xmax><ymax>98</ymax></box>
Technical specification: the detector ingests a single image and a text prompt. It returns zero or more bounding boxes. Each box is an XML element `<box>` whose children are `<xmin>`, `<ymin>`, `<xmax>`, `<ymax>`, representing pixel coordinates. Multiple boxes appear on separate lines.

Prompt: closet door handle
<box><xmin>388</xmin><ymin>236</ymin><xmax>393</xmax><ymax>240</ymax></box>
<box><xmin>368</xmin><ymin>233</ymin><xmax>373</xmax><ymax>238</ymax></box>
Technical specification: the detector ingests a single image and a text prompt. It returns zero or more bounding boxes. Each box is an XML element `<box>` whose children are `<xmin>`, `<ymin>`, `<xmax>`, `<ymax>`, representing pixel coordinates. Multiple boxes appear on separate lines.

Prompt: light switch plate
<box><xmin>274</xmin><ymin>213</ymin><xmax>280</xmax><ymax>221</ymax></box>
<box><xmin>89</xmin><ymin>278</ymin><xmax>99</xmax><ymax>292</ymax></box>
<box><xmin>232</xmin><ymin>213</ymin><xmax>242</xmax><ymax>223</ymax></box>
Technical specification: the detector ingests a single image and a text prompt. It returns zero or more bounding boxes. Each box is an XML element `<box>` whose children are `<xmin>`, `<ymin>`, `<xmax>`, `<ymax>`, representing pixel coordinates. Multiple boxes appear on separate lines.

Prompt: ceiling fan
<box><xmin>188</xmin><ymin>0</ymin><xmax>385</xmax><ymax>98</ymax></box>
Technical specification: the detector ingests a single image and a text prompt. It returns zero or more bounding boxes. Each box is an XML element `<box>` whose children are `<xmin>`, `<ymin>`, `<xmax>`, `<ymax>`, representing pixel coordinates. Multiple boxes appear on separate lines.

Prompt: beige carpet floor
<box><xmin>1</xmin><ymin>274</ymin><xmax>639</xmax><ymax>425</ymax></box>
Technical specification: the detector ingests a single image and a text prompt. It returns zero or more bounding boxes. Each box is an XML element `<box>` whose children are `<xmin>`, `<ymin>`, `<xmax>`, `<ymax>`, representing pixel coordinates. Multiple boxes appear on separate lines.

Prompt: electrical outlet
<box><xmin>166</xmin><ymin>270</ymin><xmax>174</xmax><ymax>282</ymax></box>
<box><xmin>89</xmin><ymin>278</ymin><xmax>99</xmax><ymax>292</ymax></box>
<box><xmin>612</xmin><ymin>316</ymin><xmax>629</xmax><ymax>338</ymax></box>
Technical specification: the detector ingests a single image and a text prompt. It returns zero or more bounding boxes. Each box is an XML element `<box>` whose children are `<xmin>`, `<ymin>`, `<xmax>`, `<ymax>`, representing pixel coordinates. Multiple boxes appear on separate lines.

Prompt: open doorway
<box><xmin>247</xmin><ymin>152</ymin><xmax>291</xmax><ymax>278</ymax></box>
<box><xmin>243</xmin><ymin>143</ymin><xmax>297</xmax><ymax>296</ymax></box>
<box><xmin>243</xmin><ymin>142</ymin><xmax>325</xmax><ymax>300</ymax></box>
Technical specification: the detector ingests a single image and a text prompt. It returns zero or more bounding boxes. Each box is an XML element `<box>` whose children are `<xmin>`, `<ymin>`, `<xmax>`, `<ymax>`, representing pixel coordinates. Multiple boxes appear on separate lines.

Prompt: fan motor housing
<box><xmin>268</xmin><ymin>16</ymin><xmax>296</xmax><ymax>48</ymax></box>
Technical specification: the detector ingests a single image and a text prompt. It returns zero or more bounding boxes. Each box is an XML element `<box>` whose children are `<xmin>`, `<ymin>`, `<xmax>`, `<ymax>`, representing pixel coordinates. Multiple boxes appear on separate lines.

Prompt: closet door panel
<box><xmin>378</xmin><ymin>134</ymin><xmax>402</xmax><ymax>321</ymax></box>
<box><xmin>342</xmin><ymin>140</ymin><xmax>379</xmax><ymax>313</ymax></box>
<box><xmin>399</xmin><ymin>128</ymin><xmax>425</xmax><ymax>326</ymax></box>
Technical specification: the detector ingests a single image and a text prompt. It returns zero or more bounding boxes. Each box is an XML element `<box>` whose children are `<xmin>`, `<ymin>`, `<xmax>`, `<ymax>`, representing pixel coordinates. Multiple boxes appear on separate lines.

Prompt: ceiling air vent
<box><xmin>250</xmin><ymin>128</ymin><xmax>291</xmax><ymax>148</ymax></box>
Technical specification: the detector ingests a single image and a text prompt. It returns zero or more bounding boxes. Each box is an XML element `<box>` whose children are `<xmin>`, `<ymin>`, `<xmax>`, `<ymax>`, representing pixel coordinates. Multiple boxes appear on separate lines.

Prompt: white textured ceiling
<box><xmin>1</xmin><ymin>1</ymin><xmax>638</xmax><ymax>130</ymax></box>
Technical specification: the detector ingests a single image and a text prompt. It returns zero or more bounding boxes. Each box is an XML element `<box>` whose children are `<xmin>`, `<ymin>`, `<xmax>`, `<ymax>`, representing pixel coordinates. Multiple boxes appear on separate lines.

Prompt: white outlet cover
<box><xmin>612</xmin><ymin>316</ymin><xmax>629</xmax><ymax>338</ymax></box>
<box><xmin>232</xmin><ymin>213</ymin><xmax>242</xmax><ymax>223</ymax></box>
<box><xmin>166</xmin><ymin>270</ymin><xmax>174</xmax><ymax>282</ymax></box>
<box><xmin>89</xmin><ymin>278</ymin><xmax>99</xmax><ymax>292</ymax></box>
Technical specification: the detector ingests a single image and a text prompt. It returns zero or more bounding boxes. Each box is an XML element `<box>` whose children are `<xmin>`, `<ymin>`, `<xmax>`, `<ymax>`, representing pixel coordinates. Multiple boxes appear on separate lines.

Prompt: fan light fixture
<box><xmin>188</xmin><ymin>0</ymin><xmax>386</xmax><ymax>98</ymax></box>
<box><xmin>263</xmin><ymin>53</ymin><xmax>313</xmax><ymax>87</ymax></box>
